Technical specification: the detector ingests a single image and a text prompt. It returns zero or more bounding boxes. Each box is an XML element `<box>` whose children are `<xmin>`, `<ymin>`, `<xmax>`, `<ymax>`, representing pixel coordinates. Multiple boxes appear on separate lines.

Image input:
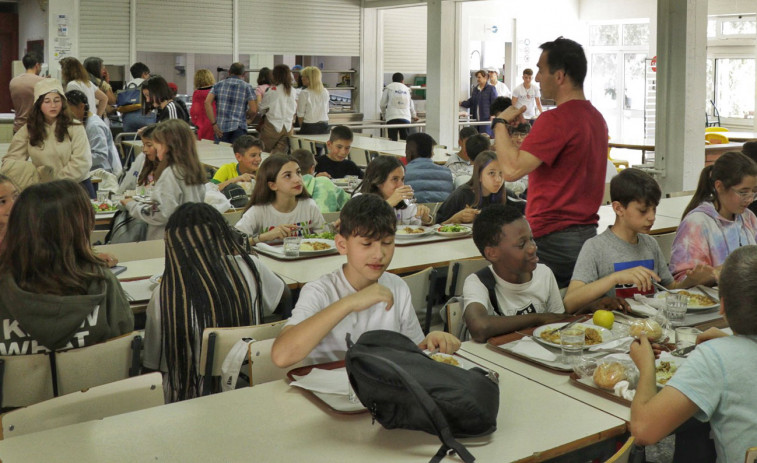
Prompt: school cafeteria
<box><xmin>0</xmin><ymin>1</ymin><xmax>756</xmax><ymax>462</ymax></box>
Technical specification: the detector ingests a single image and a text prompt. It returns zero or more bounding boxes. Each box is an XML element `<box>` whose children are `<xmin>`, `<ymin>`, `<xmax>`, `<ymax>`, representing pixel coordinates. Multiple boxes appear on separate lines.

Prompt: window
<box><xmin>708</xmin><ymin>15</ymin><xmax>757</xmax><ymax>39</ymax></box>
<box><xmin>707</xmin><ymin>58</ymin><xmax>755</xmax><ymax>120</ymax></box>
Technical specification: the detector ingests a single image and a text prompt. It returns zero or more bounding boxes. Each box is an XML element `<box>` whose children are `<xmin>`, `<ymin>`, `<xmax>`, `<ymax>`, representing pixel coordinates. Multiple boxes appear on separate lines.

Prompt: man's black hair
<box><xmin>472</xmin><ymin>204</ymin><xmax>525</xmax><ymax>256</ymax></box>
<box><xmin>610</xmin><ymin>167</ymin><xmax>661</xmax><ymax>208</ymax></box>
<box><xmin>130</xmin><ymin>62</ymin><xmax>150</xmax><ymax>79</ymax></box>
<box><xmin>539</xmin><ymin>37</ymin><xmax>587</xmax><ymax>87</ymax></box>
<box><xmin>22</xmin><ymin>53</ymin><xmax>41</xmax><ymax>70</ymax></box>
<box><xmin>392</xmin><ymin>72</ymin><xmax>404</xmax><ymax>83</ymax></box>
<box><xmin>490</xmin><ymin>96</ymin><xmax>512</xmax><ymax>118</ymax></box>
<box><xmin>459</xmin><ymin>126</ymin><xmax>478</xmax><ymax>141</ymax></box>
<box><xmin>329</xmin><ymin>125</ymin><xmax>354</xmax><ymax>142</ymax></box>
<box><xmin>339</xmin><ymin>195</ymin><xmax>396</xmax><ymax>240</ymax></box>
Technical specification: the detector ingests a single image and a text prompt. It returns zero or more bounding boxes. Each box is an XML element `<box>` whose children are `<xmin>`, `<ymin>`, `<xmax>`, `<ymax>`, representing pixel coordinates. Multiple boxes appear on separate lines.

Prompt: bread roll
<box><xmin>629</xmin><ymin>319</ymin><xmax>663</xmax><ymax>341</ymax></box>
<box><xmin>593</xmin><ymin>362</ymin><xmax>627</xmax><ymax>390</ymax></box>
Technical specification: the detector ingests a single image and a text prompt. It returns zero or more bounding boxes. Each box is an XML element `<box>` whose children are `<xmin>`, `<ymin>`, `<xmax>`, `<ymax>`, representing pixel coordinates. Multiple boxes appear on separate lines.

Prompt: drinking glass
<box><xmin>665</xmin><ymin>293</ymin><xmax>688</xmax><ymax>324</ymax></box>
<box><xmin>675</xmin><ymin>327</ymin><xmax>702</xmax><ymax>349</ymax></box>
<box><xmin>560</xmin><ymin>328</ymin><xmax>585</xmax><ymax>365</ymax></box>
<box><xmin>96</xmin><ymin>190</ymin><xmax>109</xmax><ymax>203</ymax></box>
<box><xmin>283</xmin><ymin>236</ymin><xmax>302</xmax><ymax>257</ymax></box>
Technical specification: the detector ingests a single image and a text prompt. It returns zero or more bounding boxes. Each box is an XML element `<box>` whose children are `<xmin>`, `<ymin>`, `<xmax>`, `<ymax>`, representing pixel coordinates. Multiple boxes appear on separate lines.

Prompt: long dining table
<box><xmin>294</xmin><ymin>133</ymin><xmax>454</xmax><ymax>165</ymax></box>
<box><xmin>0</xmin><ymin>355</ymin><xmax>627</xmax><ymax>462</ymax></box>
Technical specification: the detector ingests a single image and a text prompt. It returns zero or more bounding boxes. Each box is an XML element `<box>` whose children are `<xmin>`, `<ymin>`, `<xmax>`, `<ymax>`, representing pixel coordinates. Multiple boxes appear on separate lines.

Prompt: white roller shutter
<box><xmin>239</xmin><ymin>0</ymin><xmax>361</xmax><ymax>56</ymax></box>
<box><xmin>136</xmin><ymin>0</ymin><xmax>233</xmax><ymax>54</ymax></box>
<box><xmin>382</xmin><ymin>6</ymin><xmax>427</xmax><ymax>74</ymax></box>
<box><xmin>79</xmin><ymin>0</ymin><xmax>131</xmax><ymax>64</ymax></box>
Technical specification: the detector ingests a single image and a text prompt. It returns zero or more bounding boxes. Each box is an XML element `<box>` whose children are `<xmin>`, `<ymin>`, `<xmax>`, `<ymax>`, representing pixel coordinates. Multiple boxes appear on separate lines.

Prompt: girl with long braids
<box><xmin>143</xmin><ymin>202</ymin><xmax>286</xmax><ymax>402</ymax></box>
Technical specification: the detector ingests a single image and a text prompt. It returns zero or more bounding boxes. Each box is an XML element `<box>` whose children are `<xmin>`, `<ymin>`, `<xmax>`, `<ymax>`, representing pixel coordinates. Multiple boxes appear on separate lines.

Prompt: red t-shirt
<box><xmin>519</xmin><ymin>99</ymin><xmax>608</xmax><ymax>238</ymax></box>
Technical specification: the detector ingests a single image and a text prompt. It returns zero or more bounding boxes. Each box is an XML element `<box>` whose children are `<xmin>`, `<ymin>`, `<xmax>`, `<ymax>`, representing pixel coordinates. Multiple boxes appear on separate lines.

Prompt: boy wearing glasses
<box><xmin>563</xmin><ymin>168</ymin><xmax>714</xmax><ymax>313</ymax></box>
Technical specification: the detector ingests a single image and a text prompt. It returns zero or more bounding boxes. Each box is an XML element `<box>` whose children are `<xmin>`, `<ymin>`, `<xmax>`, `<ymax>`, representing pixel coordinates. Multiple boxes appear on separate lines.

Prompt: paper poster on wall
<box><xmin>56</xmin><ymin>14</ymin><xmax>69</xmax><ymax>37</ymax></box>
<box><xmin>54</xmin><ymin>37</ymin><xmax>71</xmax><ymax>59</ymax></box>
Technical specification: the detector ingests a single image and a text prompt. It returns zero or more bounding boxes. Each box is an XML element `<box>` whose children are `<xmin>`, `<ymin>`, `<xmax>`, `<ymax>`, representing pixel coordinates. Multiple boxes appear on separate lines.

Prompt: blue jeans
<box><xmin>535</xmin><ymin>225</ymin><xmax>597</xmax><ymax>288</ymax></box>
<box><xmin>122</xmin><ymin>111</ymin><xmax>156</xmax><ymax>133</ymax></box>
<box><xmin>216</xmin><ymin>126</ymin><xmax>247</xmax><ymax>144</ymax></box>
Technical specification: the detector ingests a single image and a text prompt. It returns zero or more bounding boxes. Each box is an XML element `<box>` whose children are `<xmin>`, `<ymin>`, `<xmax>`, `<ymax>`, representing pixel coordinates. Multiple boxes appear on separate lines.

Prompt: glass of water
<box><xmin>560</xmin><ymin>328</ymin><xmax>585</xmax><ymax>365</ymax></box>
<box><xmin>665</xmin><ymin>292</ymin><xmax>688</xmax><ymax>324</ymax></box>
<box><xmin>282</xmin><ymin>236</ymin><xmax>302</xmax><ymax>257</ymax></box>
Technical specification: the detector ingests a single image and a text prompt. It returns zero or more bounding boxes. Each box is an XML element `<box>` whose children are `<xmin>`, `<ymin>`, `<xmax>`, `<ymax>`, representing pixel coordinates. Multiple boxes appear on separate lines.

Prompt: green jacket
<box><xmin>303</xmin><ymin>174</ymin><xmax>351</xmax><ymax>213</ymax></box>
<box><xmin>0</xmin><ymin>269</ymin><xmax>134</xmax><ymax>353</ymax></box>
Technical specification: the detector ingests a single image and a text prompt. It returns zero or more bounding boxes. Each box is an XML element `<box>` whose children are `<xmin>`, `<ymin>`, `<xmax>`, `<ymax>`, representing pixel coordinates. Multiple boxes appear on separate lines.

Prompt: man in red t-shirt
<box><xmin>492</xmin><ymin>37</ymin><xmax>607</xmax><ymax>288</ymax></box>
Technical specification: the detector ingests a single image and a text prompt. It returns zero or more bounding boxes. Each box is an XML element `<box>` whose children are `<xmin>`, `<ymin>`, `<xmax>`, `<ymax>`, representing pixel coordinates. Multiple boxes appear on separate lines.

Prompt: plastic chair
<box><xmin>0</xmin><ymin>372</ymin><xmax>164</xmax><ymax>440</ymax></box>
<box><xmin>705</xmin><ymin>127</ymin><xmax>728</xmax><ymax>133</ymax></box>
<box><xmin>0</xmin><ymin>353</ymin><xmax>54</xmax><ymax>410</ymax></box>
<box><xmin>55</xmin><ymin>331</ymin><xmax>144</xmax><ymax>396</ymax></box>
<box><xmin>93</xmin><ymin>239</ymin><xmax>165</xmax><ymax>262</ymax></box>
<box><xmin>322</xmin><ymin>211</ymin><xmax>340</xmax><ymax>224</ymax></box>
<box><xmin>223</xmin><ymin>209</ymin><xmax>245</xmax><ymax>228</ymax></box>
<box><xmin>706</xmin><ymin>100</ymin><xmax>721</xmax><ymax>127</ymax></box>
<box><xmin>247</xmin><ymin>338</ymin><xmax>304</xmax><ymax>386</ymax></box>
<box><xmin>745</xmin><ymin>446</ymin><xmax>757</xmax><ymax>463</ymax></box>
<box><xmin>705</xmin><ymin>132</ymin><xmax>729</xmax><ymax>145</ymax></box>
<box><xmin>652</xmin><ymin>232</ymin><xmax>676</xmax><ymax>265</ymax></box>
<box><xmin>602</xmin><ymin>183</ymin><xmax>612</xmax><ymax>205</ymax></box>
<box><xmin>445</xmin><ymin>258</ymin><xmax>489</xmax><ymax>298</ymax></box>
<box><xmin>401</xmin><ymin>267</ymin><xmax>437</xmax><ymax>334</ymax></box>
<box><xmin>666</xmin><ymin>190</ymin><xmax>695</xmax><ymax>198</ymax></box>
<box><xmin>444</xmin><ymin>300</ymin><xmax>464</xmax><ymax>339</ymax></box>
<box><xmin>199</xmin><ymin>321</ymin><xmax>286</xmax><ymax>394</ymax></box>
<box><xmin>604</xmin><ymin>436</ymin><xmax>635</xmax><ymax>463</ymax></box>
<box><xmin>288</xmin><ymin>135</ymin><xmax>301</xmax><ymax>151</ymax></box>
<box><xmin>349</xmin><ymin>147</ymin><xmax>371</xmax><ymax>168</ymax></box>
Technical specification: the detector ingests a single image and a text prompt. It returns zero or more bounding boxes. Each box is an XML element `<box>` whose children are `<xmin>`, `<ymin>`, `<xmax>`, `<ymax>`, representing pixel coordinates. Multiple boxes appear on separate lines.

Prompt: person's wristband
<box><xmin>491</xmin><ymin>117</ymin><xmax>507</xmax><ymax>129</ymax></box>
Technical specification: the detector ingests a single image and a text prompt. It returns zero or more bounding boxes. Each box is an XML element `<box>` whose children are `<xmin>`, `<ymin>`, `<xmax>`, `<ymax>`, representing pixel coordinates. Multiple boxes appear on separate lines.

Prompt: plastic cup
<box><xmin>665</xmin><ymin>292</ymin><xmax>688</xmax><ymax>324</ymax></box>
<box><xmin>96</xmin><ymin>190</ymin><xmax>109</xmax><ymax>203</ymax></box>
<box><xmin>560</xmin><ymin>328</ymin><xmax>585</xmax><ymax>365</ymax></box>
<box><xmin>675</xmin><ymin>327</ymin><xmax>702</xmax><ymax>349</ymax></box>
<box><xmin>283</xmin><ymin>236</ymin><xmax>302</xmax><ymax>257</ymax></box>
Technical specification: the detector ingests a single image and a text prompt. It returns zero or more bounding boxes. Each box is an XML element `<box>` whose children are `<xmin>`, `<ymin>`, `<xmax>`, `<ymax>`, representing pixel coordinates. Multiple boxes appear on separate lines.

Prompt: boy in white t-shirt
<box><xmin>463</xmin><ymin>204</ymin><xmax>566</xmax><ymax>342</ymax></box>
<box><xmin>272</xmin><ymin>194</ymin><xmax>461</xmax><ymax>367</ymax></box>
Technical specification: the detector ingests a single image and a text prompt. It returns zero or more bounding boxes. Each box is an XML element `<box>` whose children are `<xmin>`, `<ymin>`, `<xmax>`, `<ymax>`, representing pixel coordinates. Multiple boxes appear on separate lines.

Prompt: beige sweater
<box><xmin>3</xmin><ymin>121</ymin><xmax>92</xmax><ymax>183</ymax></box>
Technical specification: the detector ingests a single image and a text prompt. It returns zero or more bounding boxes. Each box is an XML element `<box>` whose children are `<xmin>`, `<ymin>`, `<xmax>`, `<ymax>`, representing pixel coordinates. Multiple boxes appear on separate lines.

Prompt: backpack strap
<box><xmin>350</xmin><ymin>351</ymin><xmax>476</xmax><ymax>463</ymax></box>
<box><xmin>474</xmin><ymin>267</ymin><xmax>503</xmax><ymax>316</ymax></box>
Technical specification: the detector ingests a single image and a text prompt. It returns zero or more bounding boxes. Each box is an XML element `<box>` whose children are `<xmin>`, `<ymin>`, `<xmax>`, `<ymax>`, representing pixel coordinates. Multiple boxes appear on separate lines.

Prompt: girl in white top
<box><xmin>59</xmin><ymin>57</ymin><xmax>108</xmax><ymax>118</ymax></box>
<box><xmin>235</xmin><ymin>154</ymin><xmax>324</xmax><ymax>243</ymax></box>
<box><xmin>296</xmin><ymin>66</ymin><xmax>330</xmax><ymax>135</ymax></box>
<box><xmin>259</xmin><ymin>64</ymin><xmax>297</xmax><ymax>153</ymax></box>
<box><xmin>354</xmin><ymin>155</ymin><xmax>433</xmax><ymax>226</ymax></box>
<box><xmin>121</xmin><ymin>119</ymin><xmax>206</xmax><ymax>240</ymax></box>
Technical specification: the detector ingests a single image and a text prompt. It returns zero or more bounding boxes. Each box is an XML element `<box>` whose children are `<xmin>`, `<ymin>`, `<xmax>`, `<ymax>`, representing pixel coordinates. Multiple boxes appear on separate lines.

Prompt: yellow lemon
<box><xmin>593</xmin><ymin>310</ymin><xmax>615</xmax><ymax>330</ymax></box>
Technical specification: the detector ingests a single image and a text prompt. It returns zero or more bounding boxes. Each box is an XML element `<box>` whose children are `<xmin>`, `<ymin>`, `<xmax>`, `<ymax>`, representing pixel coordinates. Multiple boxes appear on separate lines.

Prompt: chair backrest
<box><xmin>93</xmin><ymin>239</ymin><xmax>165</xmax><ymax>262</ymax></box>
<box><xmin>445</xmin><ymin>301</ymin><xmax>464</xmax><ymax>340</ymax></box>
<box><xmin>705</xmin><ymin>126</ymin><xmax>728</xmax><ymax>133</ymax></box>
<box><xmin>55</xmin><ymin>332</ymin><xmax>143</xmax><ymax>396</ymax></box>
<box><xmin>652</xmin><ymin>232</ymin><xmax>676</xmax><ymax>265</ymax></box>
<box><xmin>445</xmin><ymin>258</ymin><xmax>489</xmax><ymax>297</ymax></box>
<box><xmin>420</xmin><ymin>202</ymin><xmax>442</xmax><ymax>221</ymax></box>
<box><xmin>401</xmin><ymin>267</ymin><xmax>433</xmax><ymax>330</ymax></box>
<box><xmin>0</xmin><ymin>372</ymin><xmax>164</xmax><ymax>440</ymax></box>
<box><xmin>223</xmin><ymin>209</ymin><xmax>245</xmax><ymax>228</ymax></box>
<box><xmin>90</xmin><ymin>229</ymin><xmax>108</xmax><ymax>245</ymax></box>
<box><xmin>248</xmin><ymin>338</ymin><xmax>304</xmax><ymax>386</ymax></box>
<box><xmin>199</xmin><ymin>321</ymin><xmax>286</xmax><ymax>377</ymax></box>
<box><xmin>0</xmin><ymin>353</ymin><xmax>54</xmax><ymax>409</ymax></box>
<box><xmin>349</xmin><ymin>147</ymin><xmax>370</xmax><ymax>168</ymax></box>
<box><xmin>602</xmin><ymin>182</ymin><xmax>612</xmax><ymax>205</ymax></box>
<box><xmin>288</xmin><ymin>135</ymin><xmax>301</xmax><ymax>151</ymax></box>
<box><xmin>604</xmin><ymin>436</ymin><xmax>635</xmax><ymax>463</ymax></box>
<box><xmin>705</xmin><ymin>132</ymin><xmax>729</xmax><ymax>144</ymax></box>
<box><xmin>322</xmin><ymin>211</ymin><xmax>340</xmax><ymax>224</ymax></box>
<box><xmin>666</xmin><ymin>190</ymin><xmax>695</xmax><ymax>198</ymax></box>
<box><xmin>745</xmin><ymin>446</ymin><xmax>757</xmax><ymax>463</ymax></box>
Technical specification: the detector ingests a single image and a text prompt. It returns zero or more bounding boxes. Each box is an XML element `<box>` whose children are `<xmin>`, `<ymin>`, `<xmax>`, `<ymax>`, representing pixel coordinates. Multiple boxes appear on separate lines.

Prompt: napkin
<box><xmin>255</xmin><ymin>242</ymin><xmax>284</xmax><ymax>256</ymax></box>
<box><xmin>120</xmin><ymin>279</ymin><xmax>156</xmax><ymax>302</ymax></box>
<box><xmin>628</xmin><ymin>296</ymin><xmax>661</xmax><ymax>316</ymax></box>
<box><xmin>290</xmin><ymin>367</ymin><xmax>349</xmax><ymax>395</ymax></box>
<box><xmin>613</xmin><ymin>380</ymin><xmax>636</xmax><ymax>400</ymax></box>
<box><xmin>588</xmin><ymin>336</ymin><xmax>634</xmax><ymax>352</ymax></box>
<box><xmin>509</xmin><ymin>337</ymin><xmax>558</xmax><ymax>362</ymax></box>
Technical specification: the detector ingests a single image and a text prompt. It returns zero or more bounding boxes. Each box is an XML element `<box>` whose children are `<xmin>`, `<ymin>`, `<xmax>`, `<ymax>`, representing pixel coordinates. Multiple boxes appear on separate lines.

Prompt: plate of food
<box><xmin>532</xmin><ymin>322</ymin><xmax>614</xmax><ymax>350</ymax></box>
<box><xmin>654</xmin><ymin>289</ymin><xmax>718</xmax><ymax>311</ymax></box>
<box><xmin>424</xmin><ymin>351</ymin><xmax>475</xmax><ymax>370</ymax></box>
<box><xmin>656</xmin><ymin>357</ymin><xmax>683</xmax><ymax>387</ymax></box>
<box><xmin>434</xmin><ymin>224</ymin><xmax>472</xmax><ymax>237</ymax></box>
<box><xmin>299</xmin><ymin>238</ymin><xmax>336</xmax><ymax>255</ymax></box>
<box><xmin>395</xmin><ymin>225</ymin><xmax>434</xmax><ymax>239</ymax></box>
<box><xmin>92</xmin><ymin>200</ymin><xmax>119</xmax><ymax>214</ymax></box>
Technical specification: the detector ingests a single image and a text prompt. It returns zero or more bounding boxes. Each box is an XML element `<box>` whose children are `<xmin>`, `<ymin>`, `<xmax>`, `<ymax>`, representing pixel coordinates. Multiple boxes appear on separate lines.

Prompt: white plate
<box><xmin>532</xmin><ymin>322</ymin><xmax>615</xmax><ymax>350</ymax></box>
<box><xmin>395</xmin><ymin>225</ymin><xmax>434</xmax><ymax>239</ymax></box>
<box><xmin>434</xmin><ymin>225</ymin><xmax>472</xmax><ymax>237</ymax></box>
<box><xmin>654</xmin><ymin>288</ymin><xmax>719</xmax><ymax>311</ymax></box>
<box><xmin>299</xmin><ymin>238</ymin><xmax>336</xmax><ymax>255</ymax></box>
<box><xmin>656</xmin><ymin>357</ymin><xmax>684</xmax><ymax>387</ymax></box>
<box><xmin>424</xmin><ymin>352</ymin><xmax>475</xmax><ymax>370</ymax></box>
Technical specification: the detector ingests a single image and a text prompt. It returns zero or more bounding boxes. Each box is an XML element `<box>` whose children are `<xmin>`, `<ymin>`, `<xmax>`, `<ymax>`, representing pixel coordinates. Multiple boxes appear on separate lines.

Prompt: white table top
<box><xmin>725</xmin><ymin>131</ymin><xmax>757</xmax><ymax>142</ymax></box>
<box><xmin>0</xmin><ymin>366</ymin><xmax>625</xmax><ymax>462</ymax></box>
<box><xmin>459</xmin><ymin>341</ymin><xmax>632</xmax><ymax>422</ymax></box>
<box><xmin>597</xmin><ymin>204</ymin><xmax>681</xmax><ymax>235</ymax></box>
<box><xmin>295</xmin><ymin>134</ymin><xmax>451</xmax><ymax>164</ymax></box>
<box><xmin>123</xmin><ymin>139</ymin><xmax>238</xmax><ymax>169</ymax></box>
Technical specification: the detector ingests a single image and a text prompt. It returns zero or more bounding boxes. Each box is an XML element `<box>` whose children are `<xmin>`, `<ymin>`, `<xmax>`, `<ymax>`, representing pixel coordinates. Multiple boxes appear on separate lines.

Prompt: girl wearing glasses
<box><xmin>669</xmin><ymin>151</ymin><xmax>757</xmax><ymax>283</ymax></box>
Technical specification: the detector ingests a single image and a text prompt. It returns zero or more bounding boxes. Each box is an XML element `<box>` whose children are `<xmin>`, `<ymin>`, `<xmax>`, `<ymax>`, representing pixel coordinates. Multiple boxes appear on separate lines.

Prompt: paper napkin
<box><xmin>290</xmin><ymin>367</ymin><xmax>349</xmax><ymax>395</ymax></box>
<box><xmin>509</xmin><ymin>337</ymin><xmax>558</xmax><ymax>362</ymax></box>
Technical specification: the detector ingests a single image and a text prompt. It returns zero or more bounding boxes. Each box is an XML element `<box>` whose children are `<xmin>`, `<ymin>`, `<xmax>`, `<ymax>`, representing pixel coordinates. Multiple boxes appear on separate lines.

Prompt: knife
<box><xmin>555</xmin><ymin>315</ymin><xmax>589</xmax><ymax>332</ymax></box>
<box><xmin>671</xmin><ymin>344</ymin><xmax>696</xmax><ymax>358</ymax></box>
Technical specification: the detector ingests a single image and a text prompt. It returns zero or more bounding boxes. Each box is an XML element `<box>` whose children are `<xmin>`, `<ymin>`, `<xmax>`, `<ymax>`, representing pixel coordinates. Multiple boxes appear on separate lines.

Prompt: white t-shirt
<box><xmin>494</xmin><ymin>81</ymin><xmax>511</xmax><ymax>99</ymax></box>
<box><xmin>461</xmin><ymin>264</ymin><xmax>564</xmax><ymax>339</ymax></box>
<box><xmin>235</xmin><ymin>199</ymin><xmax>325</xmax><ymax>237</ymax></box>
<box><xmin>380</xmin><ymin>82</ymin><xmax>416</xmax><ymax>122</ymax></box>
<box><xmin>66</xmin><ymin>80</ymin><xmax>98</xmax><ymax>116</ymax></box>
<box><xmin>286</xmin><ymin>266</ymin><xmax>425</xmax><ymax>364</ymax></box>
<box><xmin>142</xmin><ymin>255</ymin><xmax>286</xmax><ymax>371</ymax></box>
<box><xmin>260</xmin><ymin>85</ymin><xmax>297</xmax><ymax>132</ymax></box>
<box><xmin>512</xmin><ymin>83</ymin><xmax>541</xmax><ymax>119</ymax></box>
<box><xmin>296</xmin><ymin>88</ymin><xmax>330</xmax><ymax>124</ymax></box>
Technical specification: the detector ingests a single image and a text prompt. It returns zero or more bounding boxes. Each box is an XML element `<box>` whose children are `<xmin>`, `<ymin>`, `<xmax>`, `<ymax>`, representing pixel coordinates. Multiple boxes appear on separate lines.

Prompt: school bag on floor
<box><xmin>344</xmin><ymin>330</ymin><xmax>500</xmax><ymax>463</ymax></box>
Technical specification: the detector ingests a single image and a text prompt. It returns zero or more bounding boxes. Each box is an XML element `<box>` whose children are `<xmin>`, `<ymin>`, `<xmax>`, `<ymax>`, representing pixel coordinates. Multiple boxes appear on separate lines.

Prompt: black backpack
<box><xmin>344</xmin><ymin>330</ymin><xmax>500</xmax><ymax>463</ymax></box>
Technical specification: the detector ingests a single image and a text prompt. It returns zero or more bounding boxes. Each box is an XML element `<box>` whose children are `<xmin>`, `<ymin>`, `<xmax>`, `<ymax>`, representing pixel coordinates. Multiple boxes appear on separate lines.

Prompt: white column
<box><xmin>425</xmin><ymin>0</ymin><xmax>458</xmax><ymax>148</ymax></box>
<box><xmin>654</xmin><ymin>0</ymin><xmax>707</xmax><ymax>194</ymax></box>
<box><xmin>360</xmin><ymin>7</ymin><xmax>381</xmax><ymax>126</ymax></box>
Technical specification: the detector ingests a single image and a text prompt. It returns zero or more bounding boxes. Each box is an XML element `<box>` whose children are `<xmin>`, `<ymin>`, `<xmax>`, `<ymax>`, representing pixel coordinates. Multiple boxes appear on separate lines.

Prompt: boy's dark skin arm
<box><xmin>464</xmin><ymin>303</ymin><xmax>568</xmax><ymax>343</ymax></box>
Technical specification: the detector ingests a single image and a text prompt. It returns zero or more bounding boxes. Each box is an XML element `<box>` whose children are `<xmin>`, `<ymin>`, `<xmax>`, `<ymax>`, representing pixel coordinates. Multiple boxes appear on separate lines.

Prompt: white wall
<box><xmin>18</xmin><ymin>0</ymin><xmax>47</xmax><ymax>62</ymax></box>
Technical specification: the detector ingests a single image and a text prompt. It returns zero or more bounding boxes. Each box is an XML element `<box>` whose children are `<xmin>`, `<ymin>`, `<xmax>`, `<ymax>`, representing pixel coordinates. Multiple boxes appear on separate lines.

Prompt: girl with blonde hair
<box><xmin>191</xmin><ymin>69</ymin><xmax>216</xmax><ymax>140</ymax></box>
<box><xmin>59</xmin><ymin>57</ymin><xmax>108</xmax><ymax>118</ymax></box>
<box><xmin>297</xmin><ymin>66</ymin><xmax>330</xmax><ymax>135</ymax></box>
